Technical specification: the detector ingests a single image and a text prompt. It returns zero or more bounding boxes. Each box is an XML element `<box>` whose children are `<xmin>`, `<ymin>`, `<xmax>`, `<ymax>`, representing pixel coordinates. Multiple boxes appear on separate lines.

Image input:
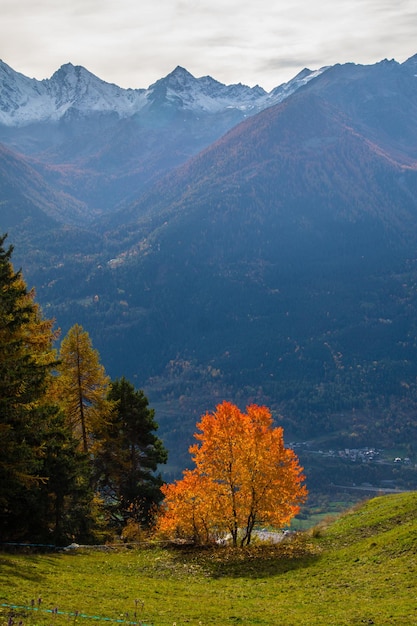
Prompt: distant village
<box><xmin>290</xmin><ymin>442</ymin><xmax>414</xmax><ymax>467</ymax></box>
<box><xmin>289</xmin><ymin>442</ymin><xmax>417</xmax><ymax>493</ymax></box>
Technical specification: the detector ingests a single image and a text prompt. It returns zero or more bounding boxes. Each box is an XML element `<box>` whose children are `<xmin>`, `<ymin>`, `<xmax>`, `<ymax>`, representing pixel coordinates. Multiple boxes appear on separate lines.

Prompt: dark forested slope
<box><xmin>3</xmin><ymin>57</ymin><xmax>417</xmax><ymax>475</ymax></box>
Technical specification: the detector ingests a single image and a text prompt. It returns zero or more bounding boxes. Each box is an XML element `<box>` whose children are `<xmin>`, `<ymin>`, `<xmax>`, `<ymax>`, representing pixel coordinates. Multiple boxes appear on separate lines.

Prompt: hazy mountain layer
<box><xmin>0</xmin><ymin>61</ymin><xmax>323</xmax><ymax>218</ymax></box>
<box><xmin>2</xmin><ymin>55</ymin><xmax>417</xmax><ymax>480</ymax></box>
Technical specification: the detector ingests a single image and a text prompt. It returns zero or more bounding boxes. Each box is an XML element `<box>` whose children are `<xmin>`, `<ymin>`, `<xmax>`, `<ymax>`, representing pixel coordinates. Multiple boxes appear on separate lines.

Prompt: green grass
<box><xmin>289</xmin><ymin>495</ymin><xmax>361</xmax><ymax>530</ymax></box>
<box><xmin>2</xmin><ymin>492</ymin><xmax>417</xmax><ymax>625</ymax></box>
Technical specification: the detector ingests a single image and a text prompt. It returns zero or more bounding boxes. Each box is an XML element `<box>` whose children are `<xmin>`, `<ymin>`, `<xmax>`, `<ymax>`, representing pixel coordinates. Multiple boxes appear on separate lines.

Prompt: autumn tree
<box><xmin>158</xmin><ymin>401</ymin><xmax>307</xmax><ymax>546</ymax></box>
<box><xmin>0</xmin><ymin>235</ymin><xmax>96</xmax><ymax>543</ymax></box>
<box><xmin>56</xmin><ymin>324</ymin><xmax>113</xmax><ymax>453</ymax></box>
<box><xmin>94</xmin><ymin>377</ymin><xmax>168</xmax><ymax>531</ymax></box>
<box><xmin>158</xmin><ymin>470</ymin><xmax>215</xmax><ymax>544</ymax></box>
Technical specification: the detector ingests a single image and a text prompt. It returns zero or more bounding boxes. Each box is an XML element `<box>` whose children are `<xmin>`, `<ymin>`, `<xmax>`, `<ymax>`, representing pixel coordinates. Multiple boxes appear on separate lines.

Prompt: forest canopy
<box><xmin>0</xmin><ymin>234</ymin><xmax>167</xmax><ymax>544</ymax></box>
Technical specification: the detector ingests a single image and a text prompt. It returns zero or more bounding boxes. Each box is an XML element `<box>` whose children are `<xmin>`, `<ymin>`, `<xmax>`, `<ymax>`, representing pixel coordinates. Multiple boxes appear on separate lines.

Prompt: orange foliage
<box><xmin>157</xmin><ymin>470</ymin><xmax>214</xmax><ymax>544</ymax></box>
<box><xmin>157</xmin><ymin>401</ymin><xmax>307</xmax><ymax>546</ymax></box>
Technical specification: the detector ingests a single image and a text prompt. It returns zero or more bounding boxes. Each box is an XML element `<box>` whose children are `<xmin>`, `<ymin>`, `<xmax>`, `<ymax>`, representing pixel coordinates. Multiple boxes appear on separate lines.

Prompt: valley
<box><xmin>2</xmin><ymin>54</ymin><xmax>417</xmax><ymax>496</ymax></box>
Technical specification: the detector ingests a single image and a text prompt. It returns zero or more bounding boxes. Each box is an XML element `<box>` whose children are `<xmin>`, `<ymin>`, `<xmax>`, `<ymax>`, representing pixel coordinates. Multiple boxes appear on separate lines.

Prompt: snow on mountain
<box><xmin>0</xmin><ymin>60</ymin><xmax>51</xmax><ymax>125</ymax></box>
<box><xmin>45</xmin><ymin>63</ymin><xmax>147</xmax><ymax>117</ymax></box>
<box><xmin>2</xmin><ymin>55</ymin><xmax>417</xmax><ymax>129</ymax></box>
<box><xmin>0</xmin><ymin>60</ymin><xmax>148</xmax><ymax>126</ymax></box>
<box><xmin>147</xmin><ymin>65</ymin><xmax>270</xmax><ymax>113</ymax></box>
<box><xmin>0</xmin><ymin>59</ymin><xmax>328</xmax><ymax>128</ymax></box>
<box><xmin>267</xmin><ymin>67</ymin><xmax>330</xmax><ymax>104</ymax></box>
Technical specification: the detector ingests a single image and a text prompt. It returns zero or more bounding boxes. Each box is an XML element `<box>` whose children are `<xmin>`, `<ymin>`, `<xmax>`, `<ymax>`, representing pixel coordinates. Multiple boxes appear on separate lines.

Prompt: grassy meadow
<box><xmin>1</xmin><ymin>491</ymin><xmax>417</xmax><ymax>626</ymax></box>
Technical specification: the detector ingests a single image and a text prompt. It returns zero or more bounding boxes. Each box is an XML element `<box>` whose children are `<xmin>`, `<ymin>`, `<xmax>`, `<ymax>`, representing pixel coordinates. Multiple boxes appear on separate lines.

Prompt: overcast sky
<box><xmin>1</xmin><ymin>0</ymin><xmax>416</xmax><ymax>91</ymax></box>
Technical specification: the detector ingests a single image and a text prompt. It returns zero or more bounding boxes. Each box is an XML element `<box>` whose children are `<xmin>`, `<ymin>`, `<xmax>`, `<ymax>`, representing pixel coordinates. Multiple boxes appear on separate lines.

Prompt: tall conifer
<box><xmin>0</xmin><ymin>235</ymin><xmax>57</xmax><ymax>537</ymax></box>
<box><xmin>95</xmin><ymin>377</ymin><xmax>168</xmax><ymax>530</ymax></box>
<box><xmin>56</xmin><ymin>324</ymin><xmax>114</xmax><ymax>453</ymax></box>
<box><xmin>0</xmin><ymin>236</ymin><xmax>97</xmax><ymax>543</ymax></box>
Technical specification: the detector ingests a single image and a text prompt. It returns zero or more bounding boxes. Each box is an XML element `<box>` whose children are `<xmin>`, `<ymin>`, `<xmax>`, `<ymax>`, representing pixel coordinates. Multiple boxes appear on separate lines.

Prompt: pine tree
<box><xmin>95</xmin><ymin>377</ymin><xmax>168</xmax><ymax>531</ymax></box>
<box><xmin>0</xmin><ymin>235</ymin><xmax>51</xmax><ymax>527</ymax></box>
<box><xmin>34</xmin><ymin>408</ymin><xmax>103</xmax><ymax>545</ymax></box>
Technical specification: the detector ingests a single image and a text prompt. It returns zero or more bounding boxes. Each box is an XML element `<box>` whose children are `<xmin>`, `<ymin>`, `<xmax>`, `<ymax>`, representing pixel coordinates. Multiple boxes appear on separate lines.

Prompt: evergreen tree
<box><xmin>32</xmin><ymin>408</ymin><xmax>103</xmax><ymax>545</ymax></box>
<box><xmin>0</xmin><ymin>236</ymin><xmax>99</xmax><ymax>544</ymax></box>
<box><xmin>95</xmin><ymin>377</ymin><xmax>168</xmax><ymax>531</ymax></box>
<box><xmin>0</xmin><ymin>234</ymin><xmax>56</xmax><ymax>536</ymax></box>
<box><xmin>0</xmin><ymin>236</ymin><xmax>101</xmax><ymax>543</ymax></box>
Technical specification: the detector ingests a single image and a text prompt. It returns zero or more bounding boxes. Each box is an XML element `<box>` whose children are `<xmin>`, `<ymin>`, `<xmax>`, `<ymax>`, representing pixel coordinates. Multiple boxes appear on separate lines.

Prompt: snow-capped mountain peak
<box><xmin>0</xmin><ymin>61</ymin><xmax>149</xmax><ymax>126</ymax></box>
<box><xmin>164</xmin><ymin>65</ymin><xmax>196</xmax><ymax>86</ymax></box>
<box><xmin>267</xmin><ymin>66</ymin><xmax>330</xmax><ymax>105</ymax></box>
<box><xmin>0</xmin><ymin>59</ymin><xmax>43</xmax><ymax>123</ymax></box>
<box><xmin>46</xmin><ymin>62</ymin><xmax>146</xmax><ymax>116</ymax></box>
<box><xmin>147</xmin><ymin>66</ymin><xmax>270</xmax><ymax>113</ymax></box>
<box><xmin>0</xmin><ymin>60</ymin><xmax>324</xmax><ymax>127</ymax></box>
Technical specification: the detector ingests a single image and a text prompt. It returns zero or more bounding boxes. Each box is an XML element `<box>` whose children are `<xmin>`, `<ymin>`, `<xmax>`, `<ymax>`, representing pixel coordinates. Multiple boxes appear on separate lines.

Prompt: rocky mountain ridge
<box><xmin>0</xmin><ymin>60</ymin><xmax>328</xmax><ymax>218</ymax></box>
<box><xmin>0</xmin><ymin>60</ymin><xmax>325</xmax><ymax>127</ymax></box>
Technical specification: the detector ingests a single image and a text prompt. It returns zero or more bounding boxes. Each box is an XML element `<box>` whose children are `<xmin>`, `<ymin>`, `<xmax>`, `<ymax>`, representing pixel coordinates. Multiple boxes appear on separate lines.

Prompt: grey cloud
<box><xmin>1</xmin><ymin>0</ymin><xmax>416</xmax><ymax>91</ymax></box>
<box><xmin>258</xmin><ymin>56</ymin><xmax>323</xmax><ymax>73</ymax></box>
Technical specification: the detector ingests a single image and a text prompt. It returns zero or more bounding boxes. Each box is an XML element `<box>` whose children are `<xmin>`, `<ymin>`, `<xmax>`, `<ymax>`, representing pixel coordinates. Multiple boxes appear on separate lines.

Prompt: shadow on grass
<box><xmin>167</xmin><ymin>534</ymin><xmax>321</xmax><ymax>579</ymax></box>
<box><xmin>0</xmin><ymin>552</ymin><xmax>60</xmax><ymax>584</ymax></box>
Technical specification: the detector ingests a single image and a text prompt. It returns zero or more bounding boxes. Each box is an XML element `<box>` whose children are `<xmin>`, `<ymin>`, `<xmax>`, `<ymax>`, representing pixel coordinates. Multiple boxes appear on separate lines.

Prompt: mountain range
<box><xmin>2</xmin><ymin>55</ymin><xmax>417</xmax><ymax>481</ymax></box>
<box><xmin>0</xmin><ymin>60</ymin><xmax>323</xmax><ymax>215</ymax></box>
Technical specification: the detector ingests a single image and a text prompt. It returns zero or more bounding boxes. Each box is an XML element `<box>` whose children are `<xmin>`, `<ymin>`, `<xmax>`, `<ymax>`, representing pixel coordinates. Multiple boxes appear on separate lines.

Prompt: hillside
<box><xmin>1</xmin><ymin>492</ymin><xmax>416</xmax><ymax>625</ymax></box>
<box><xmin>0</xmin><ymin>60</ymin><xmax>316</xmax><ymax>218</ymax></box>
<box><xmin>76</xmin><ymin>61</ymin><xmax>417</xmax><ymax>469</ymax></box>
<box><xmin>0</xmin><ymin>142</ymin><xmax>87</xmax><ymax>226</ymax></box>
<box><xmin>3</xmin><ymin>55</ymin><xmax>417</xmax><ymax>487</ymax></box>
